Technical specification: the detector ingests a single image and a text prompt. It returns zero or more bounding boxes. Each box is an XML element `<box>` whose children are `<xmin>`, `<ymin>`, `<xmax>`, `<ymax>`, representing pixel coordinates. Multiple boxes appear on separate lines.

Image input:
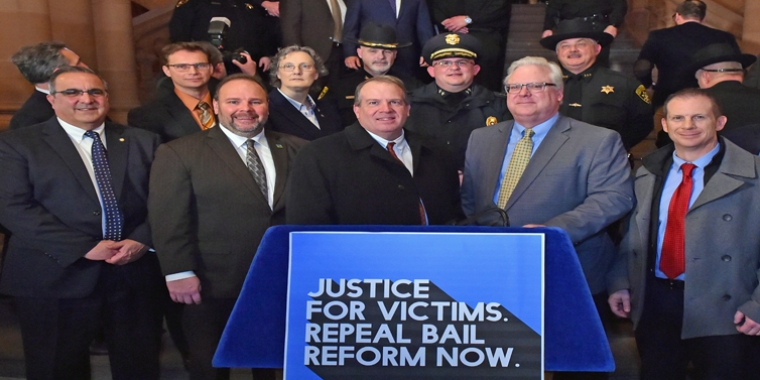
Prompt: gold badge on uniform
<box><xmin>445</xmin><ymin>34</ymin><xmax>460</xmax><ymax>45</ymax></box>
<box><xmin>176</xmin><ymin>0</ymin><xmax>189</xmax><ymax>7</ymax></box>
<box><xmin>569</xmin><ymin>103</ymin><xmax>582</xmax><ymax>107</ymax></box>
<box><xmin>119</xmin><ymin>138</ymin><xmax>125</xmax><ymax>142</ymax></box>
<box><xmin>245</xmin><ymin>3</ymin><xmax>254</xmax><ymax>10</ymax></box>
<box><xmin>635</xmin><ymin>84</ymin><xmax>651</xmax><ymax>104</ymax></box>
<box><xmin>318</xmin><ymin>86</ymin><xmax>329</xmax><ymax>101</ymax></box>
<box><xmin>601</xmin><ymin>85</ymin><xmax>614</xmax><ymax>94</ymax></box>
<box><xmin>486</xmin><ymin>116</ymin><xmax>498</xmax><ymax>126</ymax></box>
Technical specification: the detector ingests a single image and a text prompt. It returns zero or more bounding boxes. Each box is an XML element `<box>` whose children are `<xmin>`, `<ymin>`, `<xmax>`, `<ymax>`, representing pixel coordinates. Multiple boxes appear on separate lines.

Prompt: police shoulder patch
<box><xmin>318</xmin><ymin>86</ymin><xmax>329</xmax><ymax>101</ymax></box>
<box><xmin>635</xmin><ymin>84</ymin><xmax>651</xmax><ymax>104</ymax></box>
<box><xmin>176</xmin><ymin>0</ymin><xmax>189</xmax><ymax>8</ymax></box>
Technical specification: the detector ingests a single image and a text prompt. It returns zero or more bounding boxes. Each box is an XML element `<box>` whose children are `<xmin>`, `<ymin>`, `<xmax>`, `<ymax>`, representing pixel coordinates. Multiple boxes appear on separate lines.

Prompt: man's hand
<box><xmin>259</xmin><ymin>56</ymin><xmax>271</xmax><ymax>72</ymax></box>
<box><xmin>734</xmin><ymin>311</ymin><xmax>760</xmax><ymax>335</ymax></box>
<box><xmin>604</xmin><ymin>25</ymin><xmax>618</xmax><ymax>38</ymax></box>
<box><xmin>419</xmin><ymin>56</ymin><xmax>428</xmax><ymax>67</ymax></box>
<box><xmin>344</xmin><ymin>56</ymin><xmax>361</xmax><ymax>70</ymax></box>
<box><xmin>212</xmin><ymin>62</ymin><xmax>228</xmax><ymax>80</ymax></box>
<box><xmin>608</xmin><ymin>289</ymin><xmax>631</xmax><ymax>318</ymax></box>
<box><xmin>167</xmin><ymin>276</ymin><xmax>202</xmax><ymax>305</ymax></box>
<box><xmin>105</xmin><ymin>239</ymin><xmax>149</xmax><ymax>265</ymax></box>
<box><xmin>542</xmin><ymin>29</ymin><xmax>553</xmax><ymax>38</ymax></box>
<box><xmin>261</xmin><ymin>1</ymin><xmax>279</xmax><ymax>17</ymax></box>
<box><xmin>232</xmin><ymin>51</ymin><xmax>257</xmax><ymax>76</ymax></box>
<box><xmin>441</xmin><ymin>16</ymin><xmax>469</xmax><ymax>33</ymax></box>
<box><xmin>523</xmin><ymin>224</ymin><xmax>546</xmax><ymax>228</ymax></box>
<box><xmin>84</xmin><ymin>240</ymin><xmax>118</xmax><ymax>261</ymax></box>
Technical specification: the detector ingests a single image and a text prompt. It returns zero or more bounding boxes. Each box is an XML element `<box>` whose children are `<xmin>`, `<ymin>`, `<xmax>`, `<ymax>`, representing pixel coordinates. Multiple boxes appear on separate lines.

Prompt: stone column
<box><xmin>0</xmin><ymin>0</ymin><xmax>53</xmax><ymax>129</ymax></box>
<box><xmin>742</xmin><ymin>1</ymin><xmax>760</xmax><ymax>54</ymax></box>
<box><xmin>48</xmin><ymin>0</ymin><xmax>97</xmax><ymax>68</ymax></box>
<box><xmin>91</xmin><ymin>0</ymin><xmax>140</xmax><ymax>123</ymax></box>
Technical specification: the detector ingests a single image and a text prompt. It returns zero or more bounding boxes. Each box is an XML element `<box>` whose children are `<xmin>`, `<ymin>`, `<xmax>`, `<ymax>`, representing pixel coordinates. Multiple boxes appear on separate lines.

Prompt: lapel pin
<box><xmin>119</xmin><ymin>138</ymin><xmax>125</xmax><ymax>142</ymax></box>
<box><xmin>276</xmin><ymin>144</ymin><xmax>284</xmax><ymax>148</ymax></box>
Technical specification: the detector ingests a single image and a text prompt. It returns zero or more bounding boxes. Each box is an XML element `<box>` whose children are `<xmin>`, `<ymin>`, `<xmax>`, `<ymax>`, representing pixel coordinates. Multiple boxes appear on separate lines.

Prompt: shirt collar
<box><xmin>277</xmin><ymin>89</ymin><xmax>316</xmax><ymax>111</ymax></box>
<box><xmin>437</xmin><ymin>85</ymin><xmax>472</xmax><ymax>98</ymax></box>
<box><xmin>218</xmin><ymin>124</ymin><xmax>268</xmax><ymax>148</ymax></box>
<box><xmin>672</xmin><ymin>142</ymin><xmax>721</xmax><ymax>168</ymax></box>
<box><xmin>58</xmin><ymin>118</ymin><xmax>105</xmax><ymax>141</ymax></box>
<box><xmin>174</xmin><ymin>87</ymin><xmax>212</xmax><ymax>112</ymax></box>
<box><xmin>35</xmin><ymin>86</ymin><xmax>50</xmax><ymax>95</ymax></box>
<box><xmin>513</xmin><ymin>113</ymin><xmax>559</xmax><ymax>139</ymax></box>
<box><xmin>365</xmin><ymin>128</ymin><xmax>406</xmax><ymax>149</ymax></box>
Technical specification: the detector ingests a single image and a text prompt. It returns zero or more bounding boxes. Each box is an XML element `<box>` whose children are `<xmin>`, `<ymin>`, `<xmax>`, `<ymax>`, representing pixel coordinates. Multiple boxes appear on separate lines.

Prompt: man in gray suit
<box><xmin>461</xmin><ymin>55</ymin><xmax>633</xmax><ymax>320</ymax></box>
<box><xmin>608</xmin><ymin>88</ymin><xmax>760</xmax><ymax>379</ymax></box>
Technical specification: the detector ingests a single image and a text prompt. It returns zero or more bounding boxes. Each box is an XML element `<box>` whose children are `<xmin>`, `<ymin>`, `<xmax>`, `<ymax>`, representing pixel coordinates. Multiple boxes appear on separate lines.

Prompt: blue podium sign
<box><xmin>284</xmin><ymin>232</ymin><xmax>545</xmax><ymax>379</ymax></box>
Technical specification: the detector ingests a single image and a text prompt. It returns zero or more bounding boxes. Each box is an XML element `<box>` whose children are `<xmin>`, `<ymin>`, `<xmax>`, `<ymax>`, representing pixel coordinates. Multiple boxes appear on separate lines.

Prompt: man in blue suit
<box><xmin>342</xmin><ymin>0</ymin><xmax>435</xmax><ymax>80</ymax></box>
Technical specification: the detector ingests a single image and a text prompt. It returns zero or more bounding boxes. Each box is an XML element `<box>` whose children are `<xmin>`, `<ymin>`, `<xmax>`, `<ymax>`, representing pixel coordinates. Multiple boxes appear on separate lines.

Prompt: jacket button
<box><xmin>398</xmin><ymin>185</ymin><xmax>405</xmax><ymax>190</ymax></box>
<box><xmin>722</xmin><ymin>294</ymin><xmax>732</xmax><ymax>301</ymax></box>
<box><xmin>722</xmin><ymin>214</ymin><xmax>732</xmax><ymax>221</ymax></box>
<box><xmin>721</xmin><ymin>255</ymin><xmax>732</xmax><ymax>262</ymax></box>
<box><xmin>93</xmin><ymin>211</ymin><xmax>101</xmax><ymax>216</ymax></box>
<box><xmin>447</xmin><ymin>120</ymin><xmax>452</xmax><ymax>123</ymax></box>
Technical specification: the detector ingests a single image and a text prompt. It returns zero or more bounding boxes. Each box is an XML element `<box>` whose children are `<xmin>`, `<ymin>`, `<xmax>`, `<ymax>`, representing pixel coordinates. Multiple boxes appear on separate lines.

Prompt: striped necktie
<box><xmin>246</xmin><ymin>139</ymin><xmax>268</xmax><ymax>198</ymax></box>
<box><xmin>197</xmin><ymin>101</ymin><xmax>215</xmax><ymax>130</ymax></box>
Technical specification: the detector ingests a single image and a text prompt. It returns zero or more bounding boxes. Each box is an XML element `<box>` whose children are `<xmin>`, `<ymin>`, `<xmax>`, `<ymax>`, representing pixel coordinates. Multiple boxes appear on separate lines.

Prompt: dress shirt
<box><xmin>392</xmin><ymin>0</ymin><xmax>401</xmax><ymax>18</ymax></box>
<box><xmin>655</xmin><ymin>143</ymin><xmax>721</xmax><ymax>280</ymax></box>
<box><xmin>35</xmin><ymin>86</ymin><xmax>50</xmax><ymax>95</ymax></box>
<box><xmin>174</xmin><ymin>88</ymin><xmax>215</xmax><ymax>129</ymax></box>
<box><xmin>59</xmin><ymin>119</ymin><xmax>108</xmax><ymax>233</ymax></box>
<box><xmin>366</xmin><ymin>129</ymin><xmax>414</xmax><ymax>175</ymax></box>
<box><xmin>166</xmin><ymin>126</ymin><xmax>277</xmax><ymax>282</ymax></box>
<box><xmin>325</xmin><ymin>0</ymin><xmax>347</xmax><ymax>23</ymax></box>
<box><xmin>277</xmin><ymin>89</ymin><xmax>320</xmax><ymax>128</ymax></box>
<box><xmin>492</xmin><ymin>113</ymin><xmax>559</xmax><ymax>203</ymax></box>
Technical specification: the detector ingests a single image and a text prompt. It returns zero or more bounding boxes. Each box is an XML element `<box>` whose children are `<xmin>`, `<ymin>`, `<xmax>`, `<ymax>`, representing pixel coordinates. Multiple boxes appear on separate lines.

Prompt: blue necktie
<box><xmin>84</xmin><ymin>130</ymin><xmax>124</xmax><ymax>241</ymax></box>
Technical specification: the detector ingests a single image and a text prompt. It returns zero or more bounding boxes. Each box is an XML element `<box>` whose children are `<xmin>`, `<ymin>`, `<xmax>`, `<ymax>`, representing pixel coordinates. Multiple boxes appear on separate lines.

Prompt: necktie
<box><xmin>197</xmin><ymin>101</ymin><xmax>215</xmax><ymax>130</ymax></box>
<box><xmin>329</xmin><ymin>0</ymin><xmax>343</xmax><ymax>42</ymax></box>
<box><xmin>660</xmin><ymin>163</ymin><xmax>697</xmax><ymax>279</ymax></box>
<box><xmin>496</xmin><ymin>129</ymin><xmax>535</xmax><ymax>209</ymax></box>
<box><xmin>387</xmin><ymin>142</ymin><xmax>426</xmax><ymax>225</ymax></box>
<box><xmin>388</xmin><ymin>0</ymin><xmax>397</xmax><ymax>16</ymax></box>
<box><xmin>246</xmin><ymin>139</ymin><xmax>268</xmax><ymax>198</ymax></box>
<box><xmin>84</xmin><ymin>130</ymin><xmax>124</xmax><ymax>241</ymax></box>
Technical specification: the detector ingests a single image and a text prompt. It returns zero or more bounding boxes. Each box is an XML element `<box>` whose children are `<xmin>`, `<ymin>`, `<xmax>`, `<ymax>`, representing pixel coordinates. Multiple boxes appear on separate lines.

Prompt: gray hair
<box><xmin>504</xmin><ymin>56</ymin><xmax>564</xmax><ymax>91</ymax></box>
<box><xmin>11</xmin><ymin>41</ymin><xmax>69</xmax><ymax>84</ymax></box>
<box><xmin>354</xmin><ymin>75</ymin><xmax>408</xmax><ymax>106</ymax></box>
<box><xmin>48</xmin><ymin>66</ymin><xmax>107</xmax><ymax>94</ymax></box>
<box><xmin>268</xmin><ymin>45</ymin><xmax>328</xmax><ymax>89</ymax></box>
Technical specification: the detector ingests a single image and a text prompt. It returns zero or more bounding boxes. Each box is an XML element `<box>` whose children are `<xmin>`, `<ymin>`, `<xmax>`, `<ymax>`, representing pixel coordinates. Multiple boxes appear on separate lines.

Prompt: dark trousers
<box><xmin>470</xmin><ymin>30</ymin><xmax>507</xmax><ymax>92</ymax></box>
<box><xmin>15</xmin><ymin>262</ymin><xmax>163</xmax><ymax>380</ymax></box>
<box><xmin>635</xmin><ymin>277</ymin><xmax>759</xmax><ymax>380</ymax></box>
<box><xmin>183</xmin><ymin>297</ymin><xmax>276</xmax><ymax>380</ymax></box>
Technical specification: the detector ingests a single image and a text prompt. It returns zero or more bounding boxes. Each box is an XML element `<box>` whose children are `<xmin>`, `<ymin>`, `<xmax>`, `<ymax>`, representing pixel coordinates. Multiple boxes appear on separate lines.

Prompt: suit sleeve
<box><xmin>169</xmin><ymin>0</ymin><xmax>197</xmax><ymax>42</ymax></box>
<box><xmin>609</xmin><ymin>0</ymin><xmax>627</xmax><ymax>27</ymax></box>
<box><xmin>634</xmin><ymin>34</ymin><xmax>657</xmax><ymax>87</ymax></box>
<box><xmin>148</xmin><ymin>143</ymin><xmax>200</xmax><ymax>276</ymax></box>
<box><xmin>543</xmin><ymin>0</ymin><xmax>561</xmax><ymax>30</ymax></box>
<box><xmin>342</xmin><ymin>0</ymin><xmax>361</xmax><ymax>58</ymax></box>
<box><xmin>543</xmin><ymin>131</ymin><xmax>634</xmax><ymax>244</ymax></box>
<box><xmin>621</xmin><ymin>80</ymin><xmax>654</xmax><ymax>150</ymax></box>
<box><xmin>280</xmin><ymin>0</ymin><xmax>304</xmax><ymax>46</ymax></box>
<box><xmin>460</xmin><ymin>131</ymin><xmax>480</xmax><ymax>217</ymax></box>
<box><xmin>0</xmin><ymin>137</ymin><xmax>99</xmax><ymax>267</ymax></box>
<box><xmin>286</xmin><ymin>143</ymin><xmax>336</xmax><ymax>224</ymax></box>
<box><xmin>466</xmin><ymin>0</ymin><xmax>510</xmax><ymax>29</ymax></box>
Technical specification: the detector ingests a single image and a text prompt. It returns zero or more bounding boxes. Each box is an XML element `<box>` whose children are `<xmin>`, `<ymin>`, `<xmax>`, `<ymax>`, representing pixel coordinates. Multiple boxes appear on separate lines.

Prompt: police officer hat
<box><xmin>422</xmin><ymin>33</ymin><xmax>482</xmax><ymax>65</ymax></box>
<box><xmin>540</xmin><ymin>18</ymin><xmax>614</xmax><ymax>50</ymax></box>
<box><xmin>348</xmin><ymin>22</ymin><xmax>412</xmax><ymax>50</ymax></box>
<box><xmin>685</xmin><ymin>43</ymin><xmax>757</xmax><ymax>76</ymax></box>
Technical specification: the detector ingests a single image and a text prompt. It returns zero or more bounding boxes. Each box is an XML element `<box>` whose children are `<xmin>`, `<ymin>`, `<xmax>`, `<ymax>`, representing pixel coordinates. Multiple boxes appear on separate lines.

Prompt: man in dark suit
<box><xmin>287</xmin><ymin>75</ymin><xmax>463</xmax><ymax>225</ymax></box>
<box><xmin>280</xmin><ymin>0</ymin><xmax>347</xmax><ymax>84</ymax></box>
<box><xmin>9</xmin><ymin>41</ymin><xmax>89</xmax><ymax>130</ymax></box>
<box><xmin>608</xmin><ymin>89</ymin><xmax>760</xmax><ymax>379</ymax></box>
<box><xmin>342</xmin><ymin>0</ymin><xmax>435</xmax><ymax>80</ymax></box>
<box><xmin>129</xmin><ymin>42</ymin><xmax>219</xmax><ymax>142</ymax></box>
<box><xmin>150</xmin><ymin>74</ymin><xmax>306</xmax><ymax>380</ymax></box>
<box><xmin>461</xmin><ymin>58</ymin><xmax>633</xmax><ymax>370</ymax></box>
<box><xmin>0</xmin><ymin>66</ymin><xmax>164</xmax><ymax>380</ymax></box>
<box><xmin>266</xmin><ymin>45</ymin><xmax>343</xmax><ymax>140</ymax></box>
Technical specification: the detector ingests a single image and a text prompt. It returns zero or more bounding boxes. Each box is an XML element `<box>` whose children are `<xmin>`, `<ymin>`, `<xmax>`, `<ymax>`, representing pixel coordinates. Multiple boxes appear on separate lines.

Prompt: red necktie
<box><xmin>660</xmin><ymin>163</ymin><xmax>697</xmax><ymax>279</ymax></box>
<box><xmin>387</xmin><ymin>142</ymin><xmax>426</xmax><ymax>225</ymax></box>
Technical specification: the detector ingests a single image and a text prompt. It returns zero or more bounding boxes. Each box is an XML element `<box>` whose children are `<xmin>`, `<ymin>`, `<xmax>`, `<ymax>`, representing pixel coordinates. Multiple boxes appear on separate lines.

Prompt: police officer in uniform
<box><xmin>541</xmin><ymin>18</ymin><xmax>652</xmax><ymax>151</ymax></box>
<box><xmin>330</xmin><ymin>23</ymin><xmax>423</xmax><ymax>127</ymax></box>
<box><xmin>169</xmin><ymin>0</ymin><xmax>278</xmax><ymax>74</ymax></box>
<box><xmin>406</xmin><ymin>32</ymin><xmax>509</xmax><ymax>169</ymax></box>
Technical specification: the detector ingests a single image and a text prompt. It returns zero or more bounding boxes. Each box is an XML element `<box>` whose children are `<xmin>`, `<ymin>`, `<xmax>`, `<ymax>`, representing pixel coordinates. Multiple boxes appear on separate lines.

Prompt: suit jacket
<box><xmin>0</xmin><ymin>119</ymin><xmax>161</xmax><ymax>298</ymax></box>
<box><xmin>281</xmin><ymin>0</ymin><xmax>337</xmax><ymax>64</ymax></box>
<box><xmin>8</xmin><ymin>90</ymin><xmax>55</xmax><ymax>130</ymax></box>
<box><xmin>342</xmin><ymin>0</ymin><xmax>435</xmax><ymax>78</ymax></box>
<box><xmin>266</xmin><ymin>89</ymin><xmax>344</xmax><ymax>141</ymax></box>
<box><xmin>286</xmin><ymin>123</ymin><xmax>463</xmax><ymax>225</ymax></box>
<box><xmin>608</xmin><ymin>138</ymin><xmax>760</xmax><ymax>339</ymax></box>
<box><xmin>128</xmin><ymin>91</ymin><xmax>203</xmax><ymax>143</ymax></box>
<box><xmin>461</xmin><ymin>115</ymin><xmax>634</xmax><ymax>294</ymax></box>
<box><xmin>707</xmin><ymin>80</ymin><xmax>760</xmax><ymax>132</ymax></box>
<box><xmin>149</xmin><ymin>126</ymin><xmax>306</xmax><ymax>299</ymax></box>
<box><xmin>635</xmin><ymin>22</ymin><xmax>739</xmax><ymax>108</ymax></box>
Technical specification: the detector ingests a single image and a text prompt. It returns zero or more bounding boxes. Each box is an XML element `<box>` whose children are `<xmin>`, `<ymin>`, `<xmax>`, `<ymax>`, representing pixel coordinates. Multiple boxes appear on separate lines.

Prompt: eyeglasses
<box><xmin>165</xmin><ymin>63</ymin><xmax>211</xmax><ymax>72</ymax></box>
<box><xmin>279</xmin><ymin>63</ymin><xmax>315</xmax><ymax>72</ymax></box>
<box><xmin>51</xmin><ymin>88</ymin><xmax>107</xmax><ymax>97</ymax></box>
<box><xmin>505</xmin><ymin>83</ymin><xmax>557</xmax><ymax>94</ymax></box>
<box><xmin>433</xmin><ymin>60</ymin><xmax>474</xmax><ymax>68</ymax></box>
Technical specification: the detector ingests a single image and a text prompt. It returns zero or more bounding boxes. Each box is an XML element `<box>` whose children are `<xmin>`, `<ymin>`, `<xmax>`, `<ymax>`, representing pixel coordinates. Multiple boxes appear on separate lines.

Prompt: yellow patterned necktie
<box><xmin>496</xmin><ymin>129</ymin><xmax>535</xmax><ymax>209</ymax></box>
<box><xmin>197</xmin><ymin>101</ymin><xmax>215</xmax><ymax>130</ymax></box>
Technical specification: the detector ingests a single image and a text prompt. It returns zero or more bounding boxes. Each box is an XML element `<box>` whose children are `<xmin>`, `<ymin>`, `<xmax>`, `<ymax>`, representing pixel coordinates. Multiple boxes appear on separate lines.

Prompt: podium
<box><xmin>214</xmin><ymin>225</ymin><xmax>614</xmax><ymax>373</ymax></box>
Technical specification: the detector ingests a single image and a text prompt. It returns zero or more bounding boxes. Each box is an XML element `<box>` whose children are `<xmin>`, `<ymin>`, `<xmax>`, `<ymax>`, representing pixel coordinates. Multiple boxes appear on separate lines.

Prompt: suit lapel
<box><xmin>205</xmin><ymin>127</ymin><xmax>268</xmax><ymax>205</ymax></box>
<box><xmin>267</xmin><ymin>130</ymin><xmax>289</xmax><ymax>210</ymax></box>
<box><xmin>634</xmin><ymin>169</ymin><xmax>656</xmax><ymax>249</ymax></box>
<box><xmin>270</xmin><ymin>90</ymin><xmax>318</xmax><ymax>139</ymax></box>
<box><xmin>42</xmin><ymin>120</ymin><xmax>99</xmax><ymax>202</ymax></box>
<box><xmin>690</xmin><ymin>144</ymin><xmax>757</xmax><ymax>211</ymax></box>
<box><xmin>408</xmin><ymin>133</ymin><xmax>422</xmax><ymax>174</ymax></box>
<box><xmin>482</xmin><ymin>122</ymin><xmax>513</xmax><ymax>201</ymax></box>
<box><xmin>103</xmin><ymin>123</ymin><xmax>128</xmax><ymax>200</ymax></box>
<box><xmin>163</xmin><ymin>93</ymin><xmax>203</xmax><ymax>136</ymax></box>
<box><xmin>506</xmin><ymin>117</ymin><xmax>569</xmax><ymax>209</ymax></box>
